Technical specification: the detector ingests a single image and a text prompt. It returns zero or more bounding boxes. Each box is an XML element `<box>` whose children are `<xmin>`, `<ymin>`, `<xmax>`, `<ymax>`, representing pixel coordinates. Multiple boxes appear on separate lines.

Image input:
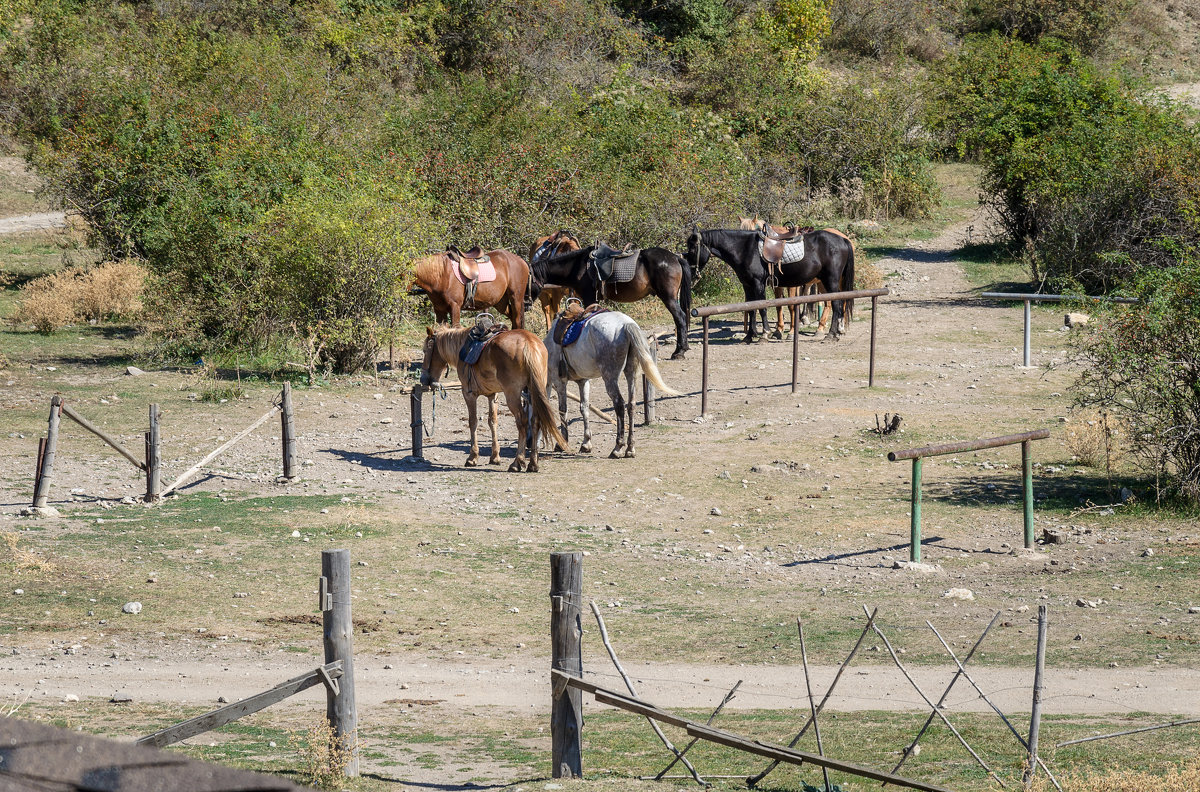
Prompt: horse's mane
<box><xmin>413</xmin><ymin>254</ymin><xmax>446</xmax><ymax>286</ymax></box>
<box><xmin>429</xmin><ymin>324</ymin><xmax>470</xmax><ymax>362</ymax></box>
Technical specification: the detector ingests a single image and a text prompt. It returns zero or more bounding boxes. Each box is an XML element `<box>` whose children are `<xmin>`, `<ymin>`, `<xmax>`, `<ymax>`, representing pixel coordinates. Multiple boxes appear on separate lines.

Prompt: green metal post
<box><xmin>1022</xmin><ymin>439</ymin><xmax>1034</xmax><ymax>549</ymax></box>
<box><xmin>910</xmin><ymin>456</ymin><xmax>923</xmax><ymax>563</ymax></box>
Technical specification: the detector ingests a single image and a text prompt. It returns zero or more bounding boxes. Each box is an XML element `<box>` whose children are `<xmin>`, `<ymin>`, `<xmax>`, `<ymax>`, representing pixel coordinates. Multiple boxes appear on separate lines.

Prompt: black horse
<box><xmin>528</xmin><ymin>246</ymin><xmax>693</xmax><ymax>359</ymax></box>
<box><xmin>686</xmin><ymin>227</ymin><xmax>855</xmax><ymax>342</ymax></box>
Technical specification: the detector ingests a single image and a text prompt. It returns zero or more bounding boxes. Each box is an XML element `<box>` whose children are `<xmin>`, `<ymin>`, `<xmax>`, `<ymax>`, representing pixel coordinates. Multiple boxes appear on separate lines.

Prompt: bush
<box><xmin>1072</xmin><ymin>257</ymin><xmax>1200</xmax><ymax>503</ymax></box>
<box><xmin>828</xmin><ymin>0</ymin><xmax>956</xmax><ymax>60</ymax></box>
<box><xmin>11</xmin><ymin>269</ymin><xmax>80</xmax><ymax>333</ymax></box>
<box><xmin>10</xmin><ymin>260</ymin><xmax>147</xmax><ymax>332</ymax></box>
<box><xmin>964</xmin><ymin>0</ymin><xmax>1128</xmax><ymax>53</ymax></box>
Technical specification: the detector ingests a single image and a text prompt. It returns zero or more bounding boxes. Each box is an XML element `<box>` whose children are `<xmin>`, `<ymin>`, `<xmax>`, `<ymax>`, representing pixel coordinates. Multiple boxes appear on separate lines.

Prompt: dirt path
<box><xmin>0</xmin><ymin>211</ymin><xmax>65</xmax><ymax>234</ymax></box>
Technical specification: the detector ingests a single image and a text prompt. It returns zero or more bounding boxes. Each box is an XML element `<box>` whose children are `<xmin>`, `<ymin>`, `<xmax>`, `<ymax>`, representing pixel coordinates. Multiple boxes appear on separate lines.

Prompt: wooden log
<box><xmin>322</xmin><ymin>549</ymin><xmax>359</xmax><ymax>777</ymax></box>
<box><xmin>161</xmin><ymin>405</ymin><xmax>280</xmax><ymax>496</ymax></box>
<box><xmin>136</xmin><ymin>661</ymin><xmax>343</xmax><ymax>748</ymax></box>
<box><xmin>281</xmin><ymin>383</ymin><xmax>298</xmax><ymax>479</ymax></box>
<box><xmin>34</xmin><ymin>437</ymin><xmax>46</xmax><ymax>499</ymax></box>
<box><xmin>654</xmin><ymin>680</ymin><xmax>741</xmax><ymax>780</ymax></box>
<box><xmin>550</xmin><ymin>552</ymin><xmax>583</xmax><ymax>779</ymax></box>
<box><xmin>59</xmin><ymin>403</ymin><xmax>146</xmax><ymax>471</ymax></box>
<box><xmin>32</xmin><ymin>396</ymin><xmax>61</xmax><ymax>508</ymax></box>
<box><xmin>1024</xmin><ymin>605</ymin><xmax>1048</xmax><ymax>790</ymax></box>
<box><xmin>748</xmin><ymin>608</ymin><xmax>878</xmax><ymax>787</ymax></box>
<box><xmin>552</xmin><ymin>671</ymin><xmax>953</xmax><ymax>792</ymax></box>
<box><xmin>144</xmin><ymin>403</ymin><xmax>161</xmax><ymax>503</ymax></box>
<box><xmin>590</xmin><ymin>601</ymin><xmax>704</xmax><ymax>785</ymax></box>
<box><xmin>1057</xmin><ymin>718</ymin><xmax>1200</xmax><ymax>748</ymax></box>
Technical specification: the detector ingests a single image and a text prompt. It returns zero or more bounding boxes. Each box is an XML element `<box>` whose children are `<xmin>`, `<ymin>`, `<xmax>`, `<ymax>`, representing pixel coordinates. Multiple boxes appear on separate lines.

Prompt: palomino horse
<box><xmin>686</xmin><ymin>227</ymin><xmax>854</xmax><ymax>342</ymax></box>
<box><xmin>529</xmin><ymin>230</ymin><xmax>580</xmax><ymax>329</ymax></box>
<box><xmin>528</xmin><ymin>246</ymin><xmax>693</xmax><ymax>359</ymax></box>
<box><xmin>419</xmin><ymin>325</ymin><xmax>566</xmax><ymax>472</ymax></box>
<box><xmin>544</xmin><ymin>305</ymin><xmax>679</xmax><ymax>459</ymax></box>
<box><xmin>410</xmin><ymin>249</ymin><xmax>530</xmax><ymax>328</ymax></box>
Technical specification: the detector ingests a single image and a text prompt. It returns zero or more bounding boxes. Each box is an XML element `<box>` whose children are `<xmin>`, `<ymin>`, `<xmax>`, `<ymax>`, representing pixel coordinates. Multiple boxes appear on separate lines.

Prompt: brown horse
<box><xmin>410</xmin><ymin>250</ymin><xmax>530</xmax><ymax>328</ymax></box>
<box><xmin>529</xmin><ymin>231</ymin><xmax>581</xmax><ymax>330</ymax></box>
<box><xmin>419</xmin><ymin>325</ymin><xmax>566</xmax><ymax>472</ymax></box>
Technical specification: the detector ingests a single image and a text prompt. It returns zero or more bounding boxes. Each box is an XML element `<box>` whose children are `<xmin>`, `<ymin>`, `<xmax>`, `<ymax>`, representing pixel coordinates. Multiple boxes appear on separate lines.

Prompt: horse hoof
<box><xmin>465</xmin><ymin>457</ymin><xmax>479</xmax><ymax>467</ymax></box>
<box><xmin>554</xmin><ymin>443</ymin><xmax>569</xmax><ymax>453</ymax></box>
<box><xmin>526</xmin><ymin>463</ymin><xmax>539</xmax><ymax>473</ymax></box>
<box><xmin>624</xmin><ymin>449</ymin><xmax>635</xmax><ymax>458</ymax></box>
<box><xmin>489</xmin><ymin>457</ymin><xmax>501</xmax><ymax>465</ymax></box>
<box><xmin>671</xmin><ymin>350</ymin><xmax>686</xmax><ymax>360</ymax></box>
<box><xmin>580</xmin><ymin>444</ymin><xmax>592</xmax><ymax>454</ymax></box>
<box><xmin>508</xmin><ymin>460</ymin><xmax>525</xmax><ymax>472</ymax></box>
<box><xmin>770</xmin><ymin>331</ymin><xmax>782</xmax><ymax>340</ymax></box>
<box><xmin>608</xmin><ymin>450</ymin><xmax>620</xmax><ymax>459</ymax></box>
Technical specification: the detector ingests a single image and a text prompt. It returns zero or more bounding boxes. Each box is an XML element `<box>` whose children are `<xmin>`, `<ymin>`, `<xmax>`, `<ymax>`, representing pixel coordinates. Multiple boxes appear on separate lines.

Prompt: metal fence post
<box><xmin>1023</xmin><ymin>300</ymin><xmax>1032</xmax><ymax>367</ymax></box>
<box><xmin>701</xmin><ymin>317</ymin><xmax>709</xmax><ymax>417</ymax></box>
<box><xmin>910</xmin><ymin>456</ymin><xmax>923</xmax><ymax>563</ymax></box>
<box><xmin>791</xmin><ymin>305</ymin><xmax>800</xmax><ymax>394</ymax></box>
<box><xmin>869</xmin><ymin>295</ymin><xmax>878</xmax><ymax>387</ymax></box>
<box><xmin>1022</xmin><ymin>439</ymin><xmax>1034</xmax><ymax>549</ymax></box>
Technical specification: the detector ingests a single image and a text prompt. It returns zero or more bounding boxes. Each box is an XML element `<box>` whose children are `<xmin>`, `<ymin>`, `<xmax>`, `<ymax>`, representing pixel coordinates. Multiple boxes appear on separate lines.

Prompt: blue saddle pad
<box><xmin>459</xmin><ymin>326</ymin><xmax>506</xmax><ymax>364</ymax></box>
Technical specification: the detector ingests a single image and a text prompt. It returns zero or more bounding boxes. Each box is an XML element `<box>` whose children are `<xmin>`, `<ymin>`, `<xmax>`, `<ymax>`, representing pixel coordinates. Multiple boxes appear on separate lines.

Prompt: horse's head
<box><xmin>419</xmin><ymin>326</ymin><xmax>449</xmax><ymax>388</ymax></box>
<box><xmin>685</xmin><ymin>227</ymin><xmax>708</xmax><ymax>279</ymax></box>
<box><xmin>738</xmin><ymin>215</ymin><xmax>765</xmax><ymax>231</ymax></box>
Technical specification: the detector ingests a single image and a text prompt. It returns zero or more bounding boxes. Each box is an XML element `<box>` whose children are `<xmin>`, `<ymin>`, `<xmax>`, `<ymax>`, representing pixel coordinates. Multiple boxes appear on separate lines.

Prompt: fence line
<box><xmin>979</xmin><ymin>292</ymin><xmax>1139</xmax><ymax>367</ymax></box>
<box><xmin>690</xmin><ymin>287</ymin><xmax>888</xmax><ymax>417</ymax></box>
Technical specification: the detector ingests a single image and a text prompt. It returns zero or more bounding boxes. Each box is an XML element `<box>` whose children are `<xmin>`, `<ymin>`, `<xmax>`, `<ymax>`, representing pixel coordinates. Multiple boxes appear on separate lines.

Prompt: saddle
<box><xmin>552</xmin><ymin>302</ymin><xmax>608</xmax><ymax>347</ymax></box>
<box><xmin>447</xmin><ymin>245</ymin><xmax>493</xmax><ymax>309</ymax></box>
<box><xmin>757</xmin><ymin>225</ymin><xmax>812</xmax><ymax>283</ymax></box>
<box><xmin>589</xmin><ymin>242</ymin><xmax>640</xmax><ymax>291</ymax></box>
<box><xmin>459</xmin><ymin>314</ymin><xmax>508</xmax><ymax>365</ymax></box>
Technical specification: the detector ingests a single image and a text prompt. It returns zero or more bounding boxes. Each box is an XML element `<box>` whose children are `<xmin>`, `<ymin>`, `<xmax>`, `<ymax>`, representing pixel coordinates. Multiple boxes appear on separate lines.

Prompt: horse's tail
<box><xmin>840</xmin><ymin>234</ymin><xmax>856</xmax><ymax>326</ymax></box>
<box><xmin>629</xmin><ymin>328</ymin><xmax>681</xmax><ymax>397</ymax></box>
<box><xmin>522</xmin><ymin>341</ymin><xmax>568</xmax><ymax>450</ymax></box>
<box><xmin>679</xmin><ymin>250</ymin><xmax>693</xmax><ymax>324</ymax></box>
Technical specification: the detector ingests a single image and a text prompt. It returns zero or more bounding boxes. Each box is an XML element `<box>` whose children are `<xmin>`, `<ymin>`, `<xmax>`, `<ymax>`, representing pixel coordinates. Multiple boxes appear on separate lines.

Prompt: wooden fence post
<box><xmin>642</xmin><ymin>334</ymin><xmax>657</xmax><ymax>426</ymax></box>
<box><xmin>1024</xmin><ymin>605</ymin><xmax>1048</xmax><ymax>789</ymax></box>
<box><xmin>550</xmin><ymin>551</ymin><xmax>583</xmax><ymax>778</ymax></box>
<box><xmin>321</xmin><ymin>549</ymin><xmax>359</xmax><ymax>777</ymax></box>
<box><xmin>281</xmin><ymin>383</ymin><xmax>298</xmax><ymax>480</ymax></box>
<box><xmin>144</xmin><ymin>404</ymin><xmax>161</xmax><ymax>503</ymax></box>
<box><xmin>32</xmin><ymin>396</ymin><xmax>62</xmax><ymax>509</ymax></box>
<box><xmin>410</xmin><ymin>387</ymin><xmax>424</xmax><ymax>459</ymax></box>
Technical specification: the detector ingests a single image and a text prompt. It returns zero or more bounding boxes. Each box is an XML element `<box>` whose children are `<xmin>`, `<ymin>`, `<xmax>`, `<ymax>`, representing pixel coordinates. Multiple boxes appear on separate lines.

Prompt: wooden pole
<box><xmin>281</xmin><ymin>383</ymin><xmax>297</xmax><ymax>479</ymax></box>
<box><xmin>34</xmin><ymin>438</ymin><xmax>46</xmax><ymax>500</ymax></box>
<box><xmin>654</xmin><ymin>680</ymin><xmax>741</xmax><ymax>780</ymax></box>
<box><xmin>32</xmin><ymin>396</ymin><xmax>62</xmax><ymax>509</ymax></box>
<box><xmin>160</xmin><ymin>406</ymin><xmax>280</xmax><ymax>497</ymax></box>
<box><xmin>701</xmin><ymin>317</ymin><xmax>709</xmax><ymax>417</ymax></box>
<box><xmin>642</xmin><ymin>334</ymin><xmax>657</xmax><ymax>426</ymax></box>
<box><xmin>1024</xmin><ymin>605</ymin><xmax>1048</xmax><ymax>789</ymax></box>
<box><xmin>869</xmin><ymin>295</ymin><xmax>878</xmax><ymax>387</ymax></box>
<box><xmin>321</xmin><ymin>549</ymin><xmax>358</xmax><ymax>777</ymax></box>
<box><xmin>590</xmin><ymin>601</ymin><xmax>705</xmax><ymax>785</ymax></box>
<box><xmin>59</xmin><ymin>403</ymin><xmax>146</xmax><ymax>470</ymax></box>
<box><xmin>550</xmin><ymin>552</ymin><xmax>583</xmax><ymax>779</ymax></box>
<box><xmin>144</xmin><ymin>404</ymin><xmax>161</xmax><ymax>503</ymax></box>
<box><xmin>410</xmin><ymin>386</ymin><xmax>424</xmax><ymax>459</ymax></box>
<box><xmin>791</xmin><ymin>305</ymin><xmax>800</xmax><ymax>394</ymax></box>
<box><xmin>798</xmin><ymin>619</ymin><xmax>831</xmax><ymax>792</ymax></box>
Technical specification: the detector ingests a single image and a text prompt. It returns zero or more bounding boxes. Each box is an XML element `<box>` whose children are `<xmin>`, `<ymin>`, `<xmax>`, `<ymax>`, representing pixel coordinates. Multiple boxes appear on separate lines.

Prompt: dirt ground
<box><xmin>2</xmin><ymin>195</ymin><xmax>1198</xmax><ymax>784</ymax></box>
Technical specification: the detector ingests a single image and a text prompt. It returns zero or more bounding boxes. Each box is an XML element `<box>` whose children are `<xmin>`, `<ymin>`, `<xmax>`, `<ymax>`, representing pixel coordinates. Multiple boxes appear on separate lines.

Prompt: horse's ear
<box><xmin>426</xmin><ymin>326</ymin><xmax>434</xmax><ymax>337</ymax></box>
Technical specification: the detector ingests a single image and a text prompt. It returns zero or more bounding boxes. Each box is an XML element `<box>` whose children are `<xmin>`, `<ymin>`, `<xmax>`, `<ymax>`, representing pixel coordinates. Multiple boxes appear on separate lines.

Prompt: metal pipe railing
<box><xmin>889</xmin><ymin>429</ymin><xmax>1051</xmax><ymax>562</ymax></box>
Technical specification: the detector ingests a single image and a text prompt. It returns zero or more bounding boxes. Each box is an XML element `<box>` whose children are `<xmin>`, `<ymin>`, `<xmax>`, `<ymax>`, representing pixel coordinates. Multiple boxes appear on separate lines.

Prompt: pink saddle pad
<box><xmin>452</xmin><ymin>258</ymin><xmax>497</xmax><ymax>284</ymax></box>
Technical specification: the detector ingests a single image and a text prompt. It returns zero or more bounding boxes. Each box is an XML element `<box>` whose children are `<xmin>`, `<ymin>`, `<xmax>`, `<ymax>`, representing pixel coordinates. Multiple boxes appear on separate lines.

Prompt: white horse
<box><xmin>545</xmin><ymin>309</ymin><xmax>679</xmax><ymax>459</ymax></box>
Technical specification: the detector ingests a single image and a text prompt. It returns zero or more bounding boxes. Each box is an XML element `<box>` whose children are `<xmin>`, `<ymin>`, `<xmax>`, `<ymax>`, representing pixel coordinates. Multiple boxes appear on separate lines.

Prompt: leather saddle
<box><xmin>589</xmin><ymin>242</ymin><xmax>640</xmax><ymax>293</ymax></box>
<box><xmin>459</xmin><ymin>314</ymin><xmax>508</xmax><ymax>365</ymax></box>
<box><xmin>757</xmin><ymin>225</ymin><xmax>812</xmax><ymax>281</ymax></box>
<box><xmin>552</xmin><ymin>302</ymin><xmax>607</xmax><ymax>347</ymax></box>
<box><xmin>447</xmin><ymin>245</ymin><xmax>492</xmax><ymax>308</ymax></box>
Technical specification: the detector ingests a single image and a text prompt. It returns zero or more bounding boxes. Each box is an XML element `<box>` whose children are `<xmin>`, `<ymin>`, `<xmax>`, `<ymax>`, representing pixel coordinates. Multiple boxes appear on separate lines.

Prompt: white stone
<box><xmin>122</xmin><ymin>601</ymin><xmax>142</xmax><ymax>615</ymax></box>
<box><xmin>943</xmin><ymin>588</ymin><xmax>974</xmax><ymax>601</ymax></box>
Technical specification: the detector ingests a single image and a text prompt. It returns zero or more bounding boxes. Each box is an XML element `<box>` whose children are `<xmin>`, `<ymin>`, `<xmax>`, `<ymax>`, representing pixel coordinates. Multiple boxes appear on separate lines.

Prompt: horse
<box><xmin>410</xmin><ymin>249</ymin><xmax>531</xmax><ymax>329</ymax></box>
<box><xmin>529</xmin><ymin>231</ymin><xmax>581</xmax><ymax>330</ymax></box>
<box><xmin>686</xmin><ymin>227</ymin><xmax>854</xmax><ymax>342</ymax></box>
<box><xmin>419</xmin><ymin>325</ymin><xmax>566</xmax><ymax>472</ymax></box>
<box><xmin>544</xmin><ymin>305</ymin><xmax>680</xmax><ymax>459</ymax></box>
<box><xmin>528</xmin><ymin>245</ymin><xmax>693</xmax><ymax>359</ymax></box>
<box><xmin>738</xmin><ymin>216</ymin><xmax>823</xmax><ymax>337</ymax></box>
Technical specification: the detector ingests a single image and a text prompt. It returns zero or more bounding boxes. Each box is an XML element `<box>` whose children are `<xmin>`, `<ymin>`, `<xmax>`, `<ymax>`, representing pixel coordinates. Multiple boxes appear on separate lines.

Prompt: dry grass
<box><xmin>1064</xmin><ymin>409</ymin><xmax>1124</xmax><ymax>470</ymax></box>
<box><xmin>0</xmin><ymin>531</ymin><xmax>56</xmax><ymax>573</ymax></box>
<box><xmin>10</xmin><ymin>259</ymin><xmax>146</xmax><ymax>332</ymax></box>
<box><xmin>856</xmin><ymin>255</ymin><xmax>885</xmax><ymax>290</ymax></box>
<box><xmin>291</xmin><ymin>719</ymin><xmax>356</xmax><ymax>790</ymax></box>
<box><xmin>1035</xmin><ymin>759</ymin><xmax>1200</xmax><ymax>792</ymax></box>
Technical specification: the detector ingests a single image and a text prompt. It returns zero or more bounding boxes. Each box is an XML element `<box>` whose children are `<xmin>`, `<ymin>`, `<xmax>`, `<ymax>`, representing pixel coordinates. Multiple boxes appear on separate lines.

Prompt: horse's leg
<box><xmin>553</xmin><ymin>372</ymin><xmax>570</xmax><ymax>452</ymax></box>
<box><xmin>487</xmin><ymin>395</ymin><xmax>501</xmax><ymax>465</ymax></box>
<box><xmin>507</xmin><ymin>388</ymin><xmax>527</xmax><ymax>472</ymax></box>
<box><xmin>771</xmin><ymin>286</ymin><xmax>785</xmax><ymax>339</ymax></box>
<box><xmin>821</xmin><ymin>272</ymin><xmax>843</xmax><ymax>341</ymax></box>
<box><xmin>603</xmin><ymin>374</ymin><xmax>625</xmax><ymax>459</ymax></box>
<box><xmin>465</xmin><ymin>394</ymin><xmax>480</xmax><ymax>467</ymax></box>
<box><xmin>450</xmin><ymin>301</ymin><xmax>461</xmax><ymax>328</ymax></box>
<box><xmin>578</xmin><ymin>380</ymin><xmax>593</xmax><ymax>454</ymax></box>
<box><xmin>525</xmin><ymin>392</ymin><xmax>540</xmax><ymax>473</ymax></box>
<box><xmin>623</xmin><ymin>354</ymin><xmax>638</xmax><ymax>458</ymax></box>
<box><xmin>664</xmin><ymin>295</ymin><xmax>689</xmax><ymax>360</ymax></box>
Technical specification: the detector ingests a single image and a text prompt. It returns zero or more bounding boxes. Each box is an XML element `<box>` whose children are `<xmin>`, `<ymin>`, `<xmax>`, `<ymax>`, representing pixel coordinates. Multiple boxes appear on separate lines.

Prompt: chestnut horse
<box><xmin>529</xmin><ymin>231</ymin><xmax>581</xmax><ymax>330</ymax></box>
<box><xmin>419</xmin><ymin>325</ymin><xmax>566</xmax><ymax>472</ymax></box>
<box><xmin>410</xmin><ymin>250</ymin><xmax>530</xmax><ymax>328</ymax></box>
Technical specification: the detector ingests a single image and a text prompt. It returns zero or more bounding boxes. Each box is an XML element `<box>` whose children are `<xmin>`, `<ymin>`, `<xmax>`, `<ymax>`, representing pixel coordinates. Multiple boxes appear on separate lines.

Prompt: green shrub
<box><xmin>1072</xmin><ymin>256</ymin><xmax>1200</xmax><ymax>503</ymax></box>
<box><xmin>964</xmin><ymin>0</ymin><xmax>1128</xmax><ymax>53</ymax></box>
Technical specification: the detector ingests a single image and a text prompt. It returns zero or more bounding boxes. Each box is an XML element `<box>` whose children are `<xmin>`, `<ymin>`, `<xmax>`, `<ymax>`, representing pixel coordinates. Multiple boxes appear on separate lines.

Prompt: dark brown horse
<box><xmin>410</xmin><ymin>250</ymin><xmax>530</xmax><ymax>328</ymax></box>
<box><xmin>529</xmin><ymin>231</ymin><xmax>580</xmax><ymax>330</ymax></box>
<box><xmin>419</xmin><ymin>325</ymin><xmax>566</xmax><ymax>472</ymax></box>
<box><xmin>529</xmin><ymin>246</ymin><xmax>693</xmax><ymax>359</ymax></box>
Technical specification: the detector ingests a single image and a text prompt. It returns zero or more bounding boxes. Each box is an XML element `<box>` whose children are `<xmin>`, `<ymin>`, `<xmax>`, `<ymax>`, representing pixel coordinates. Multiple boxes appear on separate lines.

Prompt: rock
<box><xmin>1142</xmin><ymin>548</ymin><xmax>1155</xmax><ymax>557</ymax></box>
<box><xmin>122</xmin><ymin>601</ymin><xmax>142</xmax><ymax>615</ymax></box>
<box><xmin>710</xmin><ymin>507</ymin><xmax>722</xmax><ymax>516</ymax></box>
<box><xmin>1076</xmin><ymin>598</ymin><xmax>1098</xmax><ymax>608</ymax></box>
<box><xmin>233</xmin><ymin>592</ymin><xmax>248</xmax><ymax>598</ymax></box>
<box><xmin>62</xmin><ymin>694</ymin><xmax>79</xmax><ymax>703</ymax></box>
<box><xmin>892</xmin><ymin>561</ymin><xmax>943</xmax><ymax>574</ymax></box>
<box><xmin>291</xmin><ymin>530</ymin><xmax>301</xmax><ymax>538</ymax></box>
<box><xmin>718</xmin><ymin>470</ymin><xmax>731</xmax><ymax>480</ymax></box>
<box><xmin>1119</xmin><ymin>487</ymin><xmax>1134</xmax><ymax>503</ymax></box>
<box><xmin>218</xmin><ymin>696</ymin><xmax>228</xmax><ymax>703</ymax></box>
<box><xmin>943</xmin><ymin>588</ymin><xmax>974</xmax><ymax>601</ymax></box>
<box><xmin>13</xmin><ymin>589</ymin><xmax>23</xmax><ymax>595</ymax></box>
<box><xmin>1064</xmin><ymin>312</ymin><xmax>1089</xmax><ymax>328</ymax></box>
<box><xmin>19</xmin><ymin>506</ymin><xmax>59</xmax><ymax>517</ymax></box>
<box><xmin>380</xmin><ymin>417</ymin><xmax>393</xmax><ymax>424</ymax></box>
<box><xmin>1043</xmin><ymin>528</ymin><xmax>1068</xmax><ymax>544</ymax></box>
<box><xmin>1188</xmin><ymin>607</ymin><xmax>1200</xmax><ymax>615</ymax></box>
<box><xmin>124</xmin><ymin>366</ymin><xmax>145</xmax><ymax>376</ymax></box>
<box><xmin>109</xmin><ymin>694</ymin><xmax>132</xmax><ymax>703</ymax></box>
